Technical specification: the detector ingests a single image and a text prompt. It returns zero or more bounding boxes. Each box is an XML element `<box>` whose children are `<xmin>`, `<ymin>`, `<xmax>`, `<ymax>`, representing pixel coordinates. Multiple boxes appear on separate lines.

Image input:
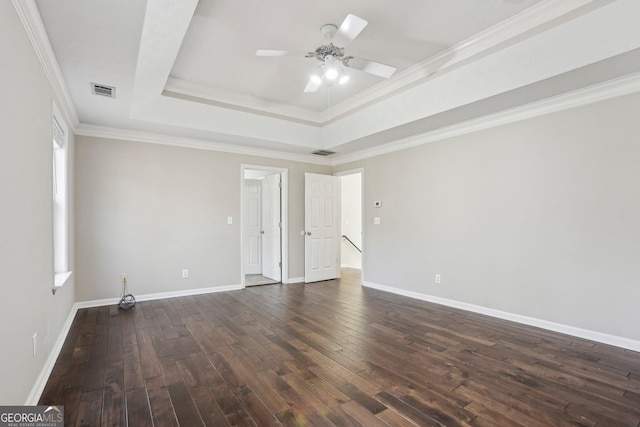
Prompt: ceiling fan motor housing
<box><xmin>309</xmin><ymin>43</ymin><xmax>345</xmax><ymax>62</ymax></box>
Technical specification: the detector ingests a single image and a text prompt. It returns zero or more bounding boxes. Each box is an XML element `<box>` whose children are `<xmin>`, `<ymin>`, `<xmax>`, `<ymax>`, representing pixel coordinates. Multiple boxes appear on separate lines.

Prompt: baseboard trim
<box><xmin>25</xmin><ymin>303</ymin><xmax>79</xmax><ymax>405</ymax></box>
<box><xmin>76</xmin><ymin>284</ymin><xmax>244</xmax><ymax>309</ymax></box>
<box><xmin>286</xmin><ymin>277</ymin><xmax>305</xmax><ymax>284</ymax></box>
<box><xmin>362</xmin><ymin>281</ymin><xmax>640</xmax><ymax>352</ymax></box>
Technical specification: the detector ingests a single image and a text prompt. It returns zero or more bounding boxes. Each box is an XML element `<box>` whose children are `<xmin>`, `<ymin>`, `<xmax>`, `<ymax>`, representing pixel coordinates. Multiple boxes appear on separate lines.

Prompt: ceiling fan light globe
<box><xmin>324</xmin><ymin>67</ymin><xmax>339</xmax><ymax>81</ymax></box>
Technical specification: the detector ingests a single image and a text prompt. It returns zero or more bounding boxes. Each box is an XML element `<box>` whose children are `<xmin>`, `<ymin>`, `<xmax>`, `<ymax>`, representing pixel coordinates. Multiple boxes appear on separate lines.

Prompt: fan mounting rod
<box><xmin>321</xmin><ymin>24</ymin><xmax>338</xmax><ymax>39</ymax></box>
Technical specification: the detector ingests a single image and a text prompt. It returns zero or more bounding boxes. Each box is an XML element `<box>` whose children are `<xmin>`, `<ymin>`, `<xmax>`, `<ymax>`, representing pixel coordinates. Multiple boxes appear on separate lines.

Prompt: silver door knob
<box><xmin>305</xmin><ymin>231</ymin><xmax>312</xmax><ymax>236</ymax></box>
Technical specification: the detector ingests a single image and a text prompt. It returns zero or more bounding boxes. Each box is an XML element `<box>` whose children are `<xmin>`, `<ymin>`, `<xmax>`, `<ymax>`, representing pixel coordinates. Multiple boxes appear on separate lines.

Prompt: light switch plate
<box><xmin>374</xmin><ymin>217</ymin><xmax>381</xmax><ymax>225</ymax></box>
<box><xmin>227</xmin><ymin>216</ymin><xmax>233</xmax><ymax>225</ymax></box>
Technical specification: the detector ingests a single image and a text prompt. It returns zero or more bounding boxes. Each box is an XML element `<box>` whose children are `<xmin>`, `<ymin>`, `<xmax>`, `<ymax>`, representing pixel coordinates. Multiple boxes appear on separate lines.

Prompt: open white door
<box><xmin>305</xmin><ymin>173</ymin><xmax>341</xmax><ymax>283</ymax></box>
<box><xmin>244</xmin><ymin>180</ymin><xmax>262</xmax><ymax>275</ymax></box>
<box><xmin>262</xmin><ymin>173</ymin><xmax>281</xmax><ymax>282</ymax></box>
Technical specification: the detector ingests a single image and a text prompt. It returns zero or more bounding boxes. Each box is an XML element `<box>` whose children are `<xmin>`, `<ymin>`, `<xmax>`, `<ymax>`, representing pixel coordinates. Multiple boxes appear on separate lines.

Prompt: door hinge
<box><xmin>279</xmin><ymin>181</ymin><xmax>282</xmax><ymax>189</ymax></box>
<box><xmin>278</xmin><ymin>261</ymin><xmax>282</xmax><ymax>267</ymax></box>
<box><xmin>279</xmin><ymin>222</ymin><xmax>282</xmax><ymax>228</ymax></box>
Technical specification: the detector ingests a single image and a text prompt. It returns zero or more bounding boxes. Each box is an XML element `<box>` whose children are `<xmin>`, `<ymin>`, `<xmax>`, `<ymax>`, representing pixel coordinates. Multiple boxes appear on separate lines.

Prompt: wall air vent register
<box><xmin>311</xmin><ymin>150</ymin><xmax>336</xmax><ymax>156</ymax></box>
<box><xmin>91</xmin><ymin>83</ymin><xmax>116</xmax><ymax>98</ymax></box>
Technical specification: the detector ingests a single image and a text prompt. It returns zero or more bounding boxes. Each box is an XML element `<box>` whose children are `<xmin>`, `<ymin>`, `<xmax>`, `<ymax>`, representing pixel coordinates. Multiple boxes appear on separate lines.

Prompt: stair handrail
<box><xmin>342</xmin><ymin>235</ymin><xmax>362</xmax><ymax>253</ymax></box>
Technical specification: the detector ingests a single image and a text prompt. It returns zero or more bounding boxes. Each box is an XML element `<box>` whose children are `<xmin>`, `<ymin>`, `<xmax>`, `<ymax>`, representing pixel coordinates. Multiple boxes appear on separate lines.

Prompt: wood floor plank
<box><xmin>339</xmin><ymin>399</ymin><xmax>394</xmax><ymax>427</ymax></box>
<box><xmin>277</xmin><ymin>387</ymin><xmax>335</xmax><ymax>427</ymax></box>
<box><xmin>375</xmin><ymin>390</ymin><xmax>448</xmax><ymax>427</ymax></box>
<box><xmin>73</xmin><ymin>389</ymin><xmax>102</xmax><ymax>427</ymax></box>
<box><xmin>166</xmin><ymin>382</ymin><xmax>205</xmax><ymax>426</ymax></box>
<box><xmin>101</xmin><ymin>361</ymin><xmax>125</xmax><ymax>427</ymax></box>
<box><xmin>280</xmin><ymin>371</ymin><xmax>364</xmax><ymax>427</ymax></box>
<box><xmin>189</xmin><ymin>386</ymin><xmax>233</xmax><ymax>427</ymax></box>
<box><xmin>215</xmin><ymin>394</ymin><xmax>256</xmax><ymax>426</ymax></box>
<box><xmin>125</xmin><ymin>387</ymin><xmax>153</xmax><ymax>427</ymax></box>
<box><xmin>135</xmin><ymin>327</ymin><xmax>162</xmax><ymax>380</ymax></box>
<box><xmin>145</xmin><ymin>376</ymin><xmax>178</xmax><ymax>427</ymax></box>
<box><xmin>39</xmin><ymin>269</ymin><xmax>640</xmax><ymax>426</ymax></box>
<box><xmin>376</xmin><ymin>407</ymin><xmax>421</xmax><ymax>427</ymax></box>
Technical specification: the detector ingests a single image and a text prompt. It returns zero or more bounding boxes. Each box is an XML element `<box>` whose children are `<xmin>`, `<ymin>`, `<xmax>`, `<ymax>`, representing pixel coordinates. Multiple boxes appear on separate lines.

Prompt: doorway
<box><xmin>336</xmin><ymin>169</ymin><xmax>363</xmax><ymax>277</ymax></box>
<box><xmin>241</xmin><ymin>166</ymin><xmax>288</xmax><ymax>287</ymax></box>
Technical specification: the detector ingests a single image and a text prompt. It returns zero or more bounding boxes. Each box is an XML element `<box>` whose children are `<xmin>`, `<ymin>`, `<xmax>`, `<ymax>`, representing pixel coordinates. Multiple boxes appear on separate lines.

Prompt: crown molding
<box><xmin>75</xmin><ymin>124</ymin><xmax>332</xmax><ymax>166</ymax></box>
<box><xmin>12</xmin><ymin>0</ymin><xmax>79</xmax><ymax>130</ymax></box>
<box><xmin>323</xmin><ymin>0</ymin><xmax>596</xmax><ymax>123</ymax></box>
<box><xmin>76</xmin><ymin>71</ymin><xmax>640</xmax><ymax>167</ymax></box>
<box><xmin>165</xmin><ymin>77</ymin><xmax>323</xmax><ymax>125</ymax></box>
<box><xmin>332</xmin><ymin>71</ymin><xmax>640</xmax><ymax>165</ymax></box>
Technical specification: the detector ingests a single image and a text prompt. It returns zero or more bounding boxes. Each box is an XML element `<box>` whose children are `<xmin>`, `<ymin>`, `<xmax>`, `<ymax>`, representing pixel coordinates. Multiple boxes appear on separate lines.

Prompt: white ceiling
<box><xmin>171</xmin><ymin>0</ymin><xmax>541</xmax><ymax>112</ymax></box>
<box><xmin>32</xmin><ymin>0</ymin><xmax>640</xmax><ymax>162</ymax></box>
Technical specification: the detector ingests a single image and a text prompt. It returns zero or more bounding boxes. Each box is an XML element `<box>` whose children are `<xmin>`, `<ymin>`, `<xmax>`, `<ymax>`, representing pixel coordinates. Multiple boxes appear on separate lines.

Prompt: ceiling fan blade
<box><xmin>346</xmin><ymin>57</ymin><xmax>396</xmax><ymax>78</ymax></box>
<box><xmin>256</xmin><ymin>49</ymin><xmax>307</xmax><ymax>57</ymax></box>
<box><xmin>333</xmin><ymin>14</ymin><xmax>368</xmax><ymax>46</ymax></box>
<box><xmin>304</xmin><ymin>77</ymin><xmax>321</xmax><ymax>93</ymax></box>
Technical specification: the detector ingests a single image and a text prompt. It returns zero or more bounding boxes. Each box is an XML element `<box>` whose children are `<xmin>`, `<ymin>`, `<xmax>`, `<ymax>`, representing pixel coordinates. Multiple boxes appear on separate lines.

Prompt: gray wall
<box><xmin>0</xmin><ymin>2</ymin><xmax>76</xmax><ymax>404</ymax></box>
<box><xmin>335</xmin><ymin>92</ymin><xmax>640</xmax><ymax>341</ymax></box>
<box><xmin>75</xmin><ymin>136</ymin><xmax>330</xmax><ymax>301</ymax></box>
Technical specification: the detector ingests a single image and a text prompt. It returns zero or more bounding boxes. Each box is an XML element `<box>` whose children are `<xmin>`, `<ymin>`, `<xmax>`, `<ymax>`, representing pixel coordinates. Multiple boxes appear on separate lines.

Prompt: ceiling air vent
<box><xmin>312</xmin><ymin>150</ymin><xmax>336</xmax><ymax>156</ymax></box>
<box><xmin>91</xmin><ymin>83</ymin><xmax>116</xmax><ymax>98</ymax></box>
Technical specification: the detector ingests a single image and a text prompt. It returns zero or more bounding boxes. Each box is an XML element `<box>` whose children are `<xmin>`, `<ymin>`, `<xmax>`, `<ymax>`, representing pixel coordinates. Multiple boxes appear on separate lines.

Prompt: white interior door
<box><xmin>305</xmin><ymin>173</ymin><xmax>341</xmax><ymax>283</ymax></box>
<box><xmin>262</xmin><ymin>173</ymin><xmax>281</xmax><ymax>282</ymax></box>
<box><xmin>244</xmin><ymin>179</ymin><xmax>262</xmax><ymax>275</ymax></box>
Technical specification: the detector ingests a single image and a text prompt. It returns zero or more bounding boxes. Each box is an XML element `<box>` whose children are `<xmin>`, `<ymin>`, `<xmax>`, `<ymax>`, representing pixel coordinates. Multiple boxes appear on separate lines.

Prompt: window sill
<box><xmin>53</xmin><ymin>271</ymin><xmax>72</xmax><ymax>294</ymax></box>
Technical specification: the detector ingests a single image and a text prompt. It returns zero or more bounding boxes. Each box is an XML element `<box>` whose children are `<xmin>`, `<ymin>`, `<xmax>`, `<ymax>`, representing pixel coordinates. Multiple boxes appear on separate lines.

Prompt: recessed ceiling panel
<box><xmin>170</xmin><ymin>0</ymin><xmax>542</xmax><ymax>114</ymax></box>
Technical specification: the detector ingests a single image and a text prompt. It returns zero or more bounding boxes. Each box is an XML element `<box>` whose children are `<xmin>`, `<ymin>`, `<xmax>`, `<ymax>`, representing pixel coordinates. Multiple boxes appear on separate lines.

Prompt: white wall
<box><xmin>0</xmin><ymin>2</ymin><xmax>76</xmax><ymax>404</ymax></box>
<box><xmin>74</xmin><ymin>136</ymin><xmax>331</xmax><ymax>301</ymax></box>
<box><xmin>341</xmin><ymin>173</ymin><xmax>362</xmax><ymax>269</ymax></box>
<box><xmin>334</xmin><ymin>92</ymin><xmax>640</xmax><ymax>343</ymax></box>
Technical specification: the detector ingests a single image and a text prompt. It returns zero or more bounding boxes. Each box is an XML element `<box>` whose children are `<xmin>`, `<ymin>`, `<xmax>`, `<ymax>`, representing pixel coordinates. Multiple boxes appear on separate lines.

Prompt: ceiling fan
<box><xmin>256</xmin><ymin>14</ymin><xmax>397</xmax><ymax>93</ymax></box>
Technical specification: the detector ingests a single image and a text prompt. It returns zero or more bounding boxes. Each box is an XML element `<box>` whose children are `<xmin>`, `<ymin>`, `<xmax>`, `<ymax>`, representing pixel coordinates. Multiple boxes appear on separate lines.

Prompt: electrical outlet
<box><xmin>435</xmin><ymin>274</ymin><xmax>441</xmax><ymax>284</ymax></box>
<box><xmin>121</xmin><ymin>274</ymin><xmax>128</xmax><ymax>283</ymax></box>
<box><xmin>32</xmin><ymin>333</ymin><xmax>37</xmax><ymax>357</ymax></box>
<box><xmin>182</xmin><ymin>269</ymin><xmax>189</xmax><ymax>278</ymax></box>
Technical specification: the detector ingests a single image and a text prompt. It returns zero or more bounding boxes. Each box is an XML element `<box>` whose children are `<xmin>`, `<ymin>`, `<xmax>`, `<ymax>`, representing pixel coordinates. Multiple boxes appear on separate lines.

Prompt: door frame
<box><xmin>334</xmin><ymin>168</ymin><xmax>364</xmax><ymax>284</ymax></box>
<box><xmin>241</xmin><ymin>165</ymin><xmax>289</xmax><ymax>287</ymax></box>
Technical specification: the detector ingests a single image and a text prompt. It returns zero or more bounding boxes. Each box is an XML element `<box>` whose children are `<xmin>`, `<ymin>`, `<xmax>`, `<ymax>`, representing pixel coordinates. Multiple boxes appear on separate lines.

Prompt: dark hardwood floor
<box><xmin>40</xmin><ymin>268</ymin><xmax>640</xmax><ymax>426</ymax></box>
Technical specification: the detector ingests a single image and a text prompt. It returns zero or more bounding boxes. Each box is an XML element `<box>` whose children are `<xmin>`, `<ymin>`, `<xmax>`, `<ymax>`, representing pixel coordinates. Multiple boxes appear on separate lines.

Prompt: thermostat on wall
<box><xmin>374</xmin><ymin>201</ymin><xmax>382</xmax><ymax>208</ymax></box>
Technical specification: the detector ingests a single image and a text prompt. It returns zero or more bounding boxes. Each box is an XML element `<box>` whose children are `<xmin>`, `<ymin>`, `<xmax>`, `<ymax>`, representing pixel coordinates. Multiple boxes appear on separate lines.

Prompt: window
<box><xmin>52</xmin><ymin>106</ymin><xmax>71</xmax><ymax>288</ymax></box>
